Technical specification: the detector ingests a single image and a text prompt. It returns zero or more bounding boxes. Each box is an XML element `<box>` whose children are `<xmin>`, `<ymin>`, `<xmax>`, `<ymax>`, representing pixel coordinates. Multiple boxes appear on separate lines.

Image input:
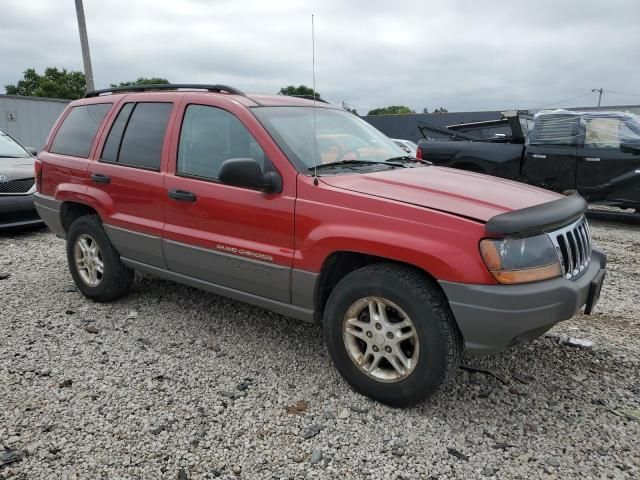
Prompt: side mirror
<box><xmin>620</xmin><ymin>142</ymin><xmax>640</xmax><ymax>154</ymax></box>
<box><xmin>26</xmin><ymin>147</ymin><xmax>38</xmax><ymax>156</ymax></box>
<box><xmin>218</xmin><ymin>158</ymin><xmax>282</xmax><ymax>193</ymax></box>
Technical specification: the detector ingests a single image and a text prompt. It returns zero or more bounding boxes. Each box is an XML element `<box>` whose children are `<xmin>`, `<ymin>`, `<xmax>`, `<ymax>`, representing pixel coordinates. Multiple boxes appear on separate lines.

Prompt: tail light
<box><xmin>416</xmin><ymin>146</ymin><xmax>423</xmax><ymax>159</ymax></box>
<box><xmin>34</xmin><ymin>159</ymin><xmax>43</xmax><ymax>192</ymax></box>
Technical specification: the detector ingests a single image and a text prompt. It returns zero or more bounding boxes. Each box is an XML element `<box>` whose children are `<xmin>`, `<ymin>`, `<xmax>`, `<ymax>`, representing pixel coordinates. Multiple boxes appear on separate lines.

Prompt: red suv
<box><xmin>34</xmin><ymin>84</ymin><xmax>606</xmax><ymax>407</ymax></box>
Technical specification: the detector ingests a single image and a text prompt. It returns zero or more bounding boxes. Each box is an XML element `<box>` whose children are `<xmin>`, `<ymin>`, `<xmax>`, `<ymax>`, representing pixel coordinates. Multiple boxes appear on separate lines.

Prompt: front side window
<box><xmin>177</xmin><ymin>104</ymin><xmax>266</xmax><ymax>180</ymax></box>
<box><xmin>51</xmin><ymin>103</ymin><xmax>111</xmax><ymax>158</ymax></box>
<box><xmin>100</xmin><ymin>102</ymin><xmax>172</xmax><ymax>170</ymax></box>
<box><xmin>584</xmin><ymin>117</ymin><xmax>640</xmax><ymax>149</ymax></box>
<box><xmin>252</xmin><ymin>107</ymin><xmax>405</xmax><ymax>172</ymax></box>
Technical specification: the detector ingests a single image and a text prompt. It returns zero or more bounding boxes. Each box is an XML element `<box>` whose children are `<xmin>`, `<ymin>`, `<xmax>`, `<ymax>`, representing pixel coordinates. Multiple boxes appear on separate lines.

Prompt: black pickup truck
<box><xmin>416</xmin><ymin>110</ymin><xmax>640</xmax><ymax>211</ymax></box>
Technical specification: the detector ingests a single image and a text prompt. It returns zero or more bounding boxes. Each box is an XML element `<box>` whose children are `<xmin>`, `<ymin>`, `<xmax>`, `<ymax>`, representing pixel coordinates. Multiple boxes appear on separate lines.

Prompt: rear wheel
<box><xmin>66</xmin><ymin>215</ymin><xmax>133</xmax><ymax>302</ymax></box>
<box><xmin>323</xmin><ymin>263</ymin><xmax>462</xmax><ymax>407</ymax></box>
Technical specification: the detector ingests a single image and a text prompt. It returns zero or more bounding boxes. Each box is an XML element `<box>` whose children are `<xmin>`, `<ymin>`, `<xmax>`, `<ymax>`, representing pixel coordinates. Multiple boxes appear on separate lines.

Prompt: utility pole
<box><xmin>591</xmin><ymin>88</ymin><xmax>603</xmax><ymax>108</ymax></box>
<box><xmin>75</xmin><ymin>0</ymin><xmax>95</xmax><ymax>92</ymax></box>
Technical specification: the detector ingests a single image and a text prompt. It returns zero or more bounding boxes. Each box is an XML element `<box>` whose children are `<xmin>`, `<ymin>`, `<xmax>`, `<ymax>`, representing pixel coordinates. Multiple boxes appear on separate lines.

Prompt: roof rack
<box><xmin>289</xmin><ymin>94</ymin><xmax>329</xmax><ymax>104</ymax></box>
<box><xmin>84</xmin><ymin>83</ymin><xmax>246</xmax><ymax>98</ymax></box>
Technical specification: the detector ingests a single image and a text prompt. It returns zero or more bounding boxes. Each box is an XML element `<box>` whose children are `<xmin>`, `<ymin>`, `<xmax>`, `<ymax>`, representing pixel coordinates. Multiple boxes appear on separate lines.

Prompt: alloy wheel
<box><xmin>342</xmin><ymin>296</ymin><xmax>419</xmax><ymax>383</ymax></box>
<box><xmin>73</xmin><ymin>233</ymin><xmax>104</xmax><ymax>287</ymax></box>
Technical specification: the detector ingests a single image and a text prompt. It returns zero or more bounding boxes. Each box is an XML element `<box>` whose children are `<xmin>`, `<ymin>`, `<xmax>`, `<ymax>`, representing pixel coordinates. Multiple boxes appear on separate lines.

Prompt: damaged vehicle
<box><xmin>417</xmin><ymin>110</ymin><xmax>640</xmax><ymax>211</ymax></box>
<box><xmin>34</xmin><ymin>85</ymin><xmax>606</xmax><ymax>407</ymax></box>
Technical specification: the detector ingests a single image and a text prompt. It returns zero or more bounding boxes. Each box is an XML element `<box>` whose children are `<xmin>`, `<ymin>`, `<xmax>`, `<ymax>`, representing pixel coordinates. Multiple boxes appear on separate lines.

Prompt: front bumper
<box><xmin>439</xmin><ymin>248</ymin><xmax>607</xmax><ymax>354</ymax></box>
<box><xmin>0</xmin><ymin>194</ymin><xmax>43</xmax><ymax>229</ymax></box>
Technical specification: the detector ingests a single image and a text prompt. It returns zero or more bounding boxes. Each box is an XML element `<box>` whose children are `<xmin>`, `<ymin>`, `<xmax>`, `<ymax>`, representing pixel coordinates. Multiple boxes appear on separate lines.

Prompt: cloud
<box><xmin>1</xmin><ymin>0</ymin><xmax>639</xmax><ymax>112</ymax></box>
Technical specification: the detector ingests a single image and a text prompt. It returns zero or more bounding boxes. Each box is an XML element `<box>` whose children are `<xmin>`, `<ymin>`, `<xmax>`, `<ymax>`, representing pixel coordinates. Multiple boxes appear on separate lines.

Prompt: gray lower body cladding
<box><xmin>439</xmin><ymin>248</ymin><xmax>607</xmax><ymax>354</ymax></box>
<box><xmin>33</xmin><ymin>192</ymin><xmax>64</xmax><ymax>235</ymax></box>
<box><xmin>0</xmin><ymin>193</ymin><xmax>42</xmax><ymax>229</ymax></box>
<box><xmin>33</xmin><ymin>193</ymin><xmax>608</xmax><ymax>354</ymax></box>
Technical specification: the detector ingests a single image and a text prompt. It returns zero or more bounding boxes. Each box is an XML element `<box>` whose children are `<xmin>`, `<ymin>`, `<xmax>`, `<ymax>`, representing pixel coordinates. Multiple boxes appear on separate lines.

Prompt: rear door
<box><xmin>87</xmin><ymin>95</ymin><xmax>177</xmax><ymax>268</ymax></box>
<box><xmin>162</xmin><ymin>97</ymin><xmax>296</xmax><ymax>302</ymax></box>
<box><xmin>521</xmin><ymin>114</ymin><xmax>580</xmax><ymax>192</ymax></box>
<box><xmin>576</xmin><ymin>115</ymin><xmax>640</xmax><ymax>204</ymax></box>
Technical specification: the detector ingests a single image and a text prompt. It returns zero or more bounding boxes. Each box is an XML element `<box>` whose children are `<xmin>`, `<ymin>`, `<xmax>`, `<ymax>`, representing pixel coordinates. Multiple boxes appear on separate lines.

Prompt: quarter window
<box><xmin>177</xmin><ymin>105</ymin><xmax>266</xmax><ymax>180</ymax></box>
<box><xmin>51</xmin><ymin>103</ymin><xmax>111</xmax><ymax>158</ymax></box>
<box><xmin>101</xmin><ymin>102</ymin><xmax>172</xmax><ymax>170</ymax></box>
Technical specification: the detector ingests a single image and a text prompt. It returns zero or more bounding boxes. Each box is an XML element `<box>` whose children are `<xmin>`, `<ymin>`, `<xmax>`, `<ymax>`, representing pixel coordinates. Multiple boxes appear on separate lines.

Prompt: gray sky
<box><xmin>2</xmin><ymin>0</ymin><xmax>639</xmax><ymax>113</ymax></box>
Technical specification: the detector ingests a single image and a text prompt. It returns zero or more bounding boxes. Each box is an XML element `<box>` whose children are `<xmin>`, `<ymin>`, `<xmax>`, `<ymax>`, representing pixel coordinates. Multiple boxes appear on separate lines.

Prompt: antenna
<box><xmin>312</xmin><ymin>14</ymin><xmax>319</xmax><ymax>186</ymax></box>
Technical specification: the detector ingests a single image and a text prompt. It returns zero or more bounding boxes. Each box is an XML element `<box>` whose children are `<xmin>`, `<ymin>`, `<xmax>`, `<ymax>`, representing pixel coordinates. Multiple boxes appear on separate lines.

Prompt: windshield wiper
<box><xmin>308</xmin><ymin>159</ymin><xmax>406</xmax><ymax>172</ymax></box>
<box><xmin>0</xmin><ymin>154</ymin><xmax>29</xmax><ymax>158</ymax></box>
<box><xmin>384</xmin><ymin>156</ymin><xmax>430</xmax><ymax>165</ymax></box>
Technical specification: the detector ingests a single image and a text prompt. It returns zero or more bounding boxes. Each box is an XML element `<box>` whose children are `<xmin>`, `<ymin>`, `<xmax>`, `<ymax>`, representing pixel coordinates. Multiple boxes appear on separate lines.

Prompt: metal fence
<box><xmin>0</xmin><ymin>95</ymin><xmax>69</xmax><ymax>150</ymax></box>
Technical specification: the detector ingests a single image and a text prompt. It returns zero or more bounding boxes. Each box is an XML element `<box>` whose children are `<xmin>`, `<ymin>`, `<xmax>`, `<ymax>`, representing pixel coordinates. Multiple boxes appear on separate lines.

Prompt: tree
<box><xmin>433</xmin><ymin>107</ymin><xmax>449</xmax><ymax>113</ymax></box>
<box><xmin>278</xmin><ymin>85</ymin><xmax>321</xmax><ymax>99</ymax></box>
<box><xmin>5</xmin><ymin>67</ymin><xmax>86</xmax><ymax>100</ymax></box>
<box><xmin>344</xmin><ymin>106</ymin><xmax>359</xmax><ymax>115</ymax></box>
<box><xmin>110</xmin><ymin>77</ymin><xmax>170</xmax><ymax>87</ymax></box>
<box><xmin>366</xmin><ymin>105</ymin><xmax>415</xmax><ymax>116</ymax></box>
<box><xmin>422</xmin><ymin>107</ymin><xmax>429</xmax><ymax>114</ymax></box>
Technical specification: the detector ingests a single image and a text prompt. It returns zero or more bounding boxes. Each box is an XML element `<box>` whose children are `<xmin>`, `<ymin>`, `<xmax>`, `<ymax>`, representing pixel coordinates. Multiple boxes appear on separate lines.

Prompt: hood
<box><xmin>0</xmin><ymin>157</ymin><xmax>35</xmax><ymax>182</ymax></box>
<box><xmin>320</xmin><ymin>166</ymin><xmax>562</xmax><ymax>223</ymax></box>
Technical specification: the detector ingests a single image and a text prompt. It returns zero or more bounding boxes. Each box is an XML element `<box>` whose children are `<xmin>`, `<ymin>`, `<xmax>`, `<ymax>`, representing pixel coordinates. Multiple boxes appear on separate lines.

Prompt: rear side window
<box><xmin>51</xmin><ymin>104</ymin><xmax>111</xmax><ymax>157</ymax></box>
<box><xmin>101</xmin><ymin>102</ymin><xmax>172</xmax><ymax>170</ymax></box>
<box><xmin>529</xmin><ymin>115</ymin><xmax>581</xmax><ymax>146</ymax></box>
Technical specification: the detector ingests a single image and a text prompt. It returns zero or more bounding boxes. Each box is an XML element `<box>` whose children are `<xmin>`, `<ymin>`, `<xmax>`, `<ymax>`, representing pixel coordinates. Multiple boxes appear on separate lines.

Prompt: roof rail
<box><xmin>289</xmin><ymin>94</ymin><xmax>329</xmax><ymax>104</ymax></box>
<box><xmin>84</xmin><ymin>84</ymin><xmax>246</xmax><ymax>98</ymax></box>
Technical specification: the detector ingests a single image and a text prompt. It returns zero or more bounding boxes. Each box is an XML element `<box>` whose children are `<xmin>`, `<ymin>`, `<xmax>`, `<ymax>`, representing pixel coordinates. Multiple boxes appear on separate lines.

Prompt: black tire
<box><xmin>66</xmin><ymin>215</ymin><xmax>133</xmax><ymax>302</ymax></box>
<box><xmin>323</xmin><ymin>263</ymin><xmax>462</xmax><ymax>408</ymax></box>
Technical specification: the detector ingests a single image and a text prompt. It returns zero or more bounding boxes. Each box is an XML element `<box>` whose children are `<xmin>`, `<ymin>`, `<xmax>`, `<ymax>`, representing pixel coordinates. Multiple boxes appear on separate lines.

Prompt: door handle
<box><xmin>168</xmin><ymin>189</ymin><xmax>197</xmax><ymax>202</ymax></box>
<box><xmin>584</xmin><ymin>157</ymin><xmax>601</xmax><ymax>162</ymax></box>
<box><xmin>90</xmin><ymin>173</ymin><xmax>111</xmax><ymax>184</ymax></box>
<box><xmin>531</xmin><ymin>154</ymin><xmax>547</xmax><ymax>159</ymax></box>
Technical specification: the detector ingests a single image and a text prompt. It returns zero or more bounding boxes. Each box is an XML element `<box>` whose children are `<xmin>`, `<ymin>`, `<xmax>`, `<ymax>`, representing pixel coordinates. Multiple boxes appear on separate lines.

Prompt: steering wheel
<box><xmin>335</xmin><ymin>149</ymin><xmax>360</xmax><ymax>162</ymax></box>
<box><xmin>318</xmin><ymin>137</ymin><xmax>361</xmax><ymax>163</ymax></box>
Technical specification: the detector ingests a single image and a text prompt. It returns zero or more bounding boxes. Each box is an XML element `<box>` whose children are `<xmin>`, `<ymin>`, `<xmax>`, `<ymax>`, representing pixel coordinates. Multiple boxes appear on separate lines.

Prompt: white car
<box><xmin>392</xmin><ymin>138</ymin><xmax>418</xmax><ymax>157</ymax></box>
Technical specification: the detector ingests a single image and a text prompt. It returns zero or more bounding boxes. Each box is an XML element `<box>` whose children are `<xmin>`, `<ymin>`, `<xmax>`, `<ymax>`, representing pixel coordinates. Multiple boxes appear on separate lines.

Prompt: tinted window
<box><xmin>51</xmin><ymin>104</ymin><xmax>111</xmax><ymax>157</ymax></box>
<box><xmin>177</xmin><ymin>105</ymin><xmax>266</xmax><ymax>180</ymax></box>
<box><xmin>117</xmin><ymin>103</ymin><xmax>172</xmax><ymax>169</ymax></box>
<box><xmin>101</xmin><ymin>103</ymin><xmax>135</xmax><ymax>162</ymax></box>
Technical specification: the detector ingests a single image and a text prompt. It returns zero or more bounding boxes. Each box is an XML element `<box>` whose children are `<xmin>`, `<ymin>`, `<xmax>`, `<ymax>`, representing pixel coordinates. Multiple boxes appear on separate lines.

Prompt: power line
<box><xmin>604</xmin><ymin>89</ymin><xmax>640</xmax><ymax>98</ymax></box>
<box><xmin>532</xmin><ymin>92</ymin><xmax>594</xmax><ymax>110</ymax></box>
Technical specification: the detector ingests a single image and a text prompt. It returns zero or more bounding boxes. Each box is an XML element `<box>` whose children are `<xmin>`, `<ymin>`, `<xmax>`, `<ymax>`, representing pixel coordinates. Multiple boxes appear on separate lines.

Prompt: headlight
<box><xmin>479</xmin><ymin>234</ymin><xmax>561</xmax><ymax>284</ymax></box>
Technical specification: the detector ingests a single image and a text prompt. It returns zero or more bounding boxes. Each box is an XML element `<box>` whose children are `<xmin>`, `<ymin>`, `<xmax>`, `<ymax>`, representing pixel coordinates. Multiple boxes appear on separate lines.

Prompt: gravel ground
<box><xmin>1</xmin><ymin>220</ymin><xmax>639</xmax><ymax>479</ymax></box>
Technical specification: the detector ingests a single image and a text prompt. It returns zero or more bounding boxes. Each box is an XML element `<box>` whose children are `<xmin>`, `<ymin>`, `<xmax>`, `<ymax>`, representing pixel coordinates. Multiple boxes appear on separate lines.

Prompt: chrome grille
<box><xmin>548</xmin><ymin>216</ymin><xmax>592</xmax><ymax>280</ymax></box>
<box><xmin>0</xmin><ymin>178</ymin><xmax>35</xmax><ymax>194</ymax></box>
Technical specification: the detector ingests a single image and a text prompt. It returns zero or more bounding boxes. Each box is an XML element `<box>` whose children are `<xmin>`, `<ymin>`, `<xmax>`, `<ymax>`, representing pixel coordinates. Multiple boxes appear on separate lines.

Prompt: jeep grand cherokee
<box><xmin>33</xmin><ymin>84</ymin><xmax>606</xmax><ymax>407</ymax></box>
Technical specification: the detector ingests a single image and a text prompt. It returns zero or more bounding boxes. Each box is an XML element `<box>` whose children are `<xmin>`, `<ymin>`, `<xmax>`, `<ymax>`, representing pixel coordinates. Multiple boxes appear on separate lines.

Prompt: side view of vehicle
<box><xmin>0</xmin><ymin>128</ymin><xmax>41</xmax><ymax>229</ymax></box>
<box><xmin>417</xmin><ymin>110</ymin><xmax>640</xmax><ymax>211</ymax></box>
<box><xmin>35</xmin><ymin>85</ymin><xmax>606</xmax><ymax>407</ymax></box>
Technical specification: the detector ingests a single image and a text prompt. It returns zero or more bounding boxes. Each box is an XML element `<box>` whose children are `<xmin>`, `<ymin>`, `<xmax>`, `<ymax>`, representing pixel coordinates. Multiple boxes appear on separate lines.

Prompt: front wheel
<box><xmin>66</xmin><ymin>215</ymin><xmax>133</xmax><ymax>302</ymax></box>
<box><xmin>323</xmin><ymin>263</ymin><xmax>462</xmax><ymax>407</ymax></box>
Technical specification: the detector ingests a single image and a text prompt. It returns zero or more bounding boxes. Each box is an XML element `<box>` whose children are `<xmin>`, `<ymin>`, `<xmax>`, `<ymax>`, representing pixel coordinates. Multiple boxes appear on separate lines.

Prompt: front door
<box><xmin>576</xmin><ymin>115</ymin><xmax>640</xmax><ymax>206</ymax></box>
<box><xmin>162</xmin><ymin>101</ymin><xmax>295</xmax><ymax>302</ymax></box>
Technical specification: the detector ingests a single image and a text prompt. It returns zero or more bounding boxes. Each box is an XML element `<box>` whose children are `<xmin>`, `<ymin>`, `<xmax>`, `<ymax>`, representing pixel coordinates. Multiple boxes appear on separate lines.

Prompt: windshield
<box><xmin>0</xmin><ymin>130</ymin><xmax>30</xmax><ymax>159</ymax></box>
<box><xmin>252</xmin><ymin>107</ymin><xmax>407</xmax><ymax>172</ymax></box>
